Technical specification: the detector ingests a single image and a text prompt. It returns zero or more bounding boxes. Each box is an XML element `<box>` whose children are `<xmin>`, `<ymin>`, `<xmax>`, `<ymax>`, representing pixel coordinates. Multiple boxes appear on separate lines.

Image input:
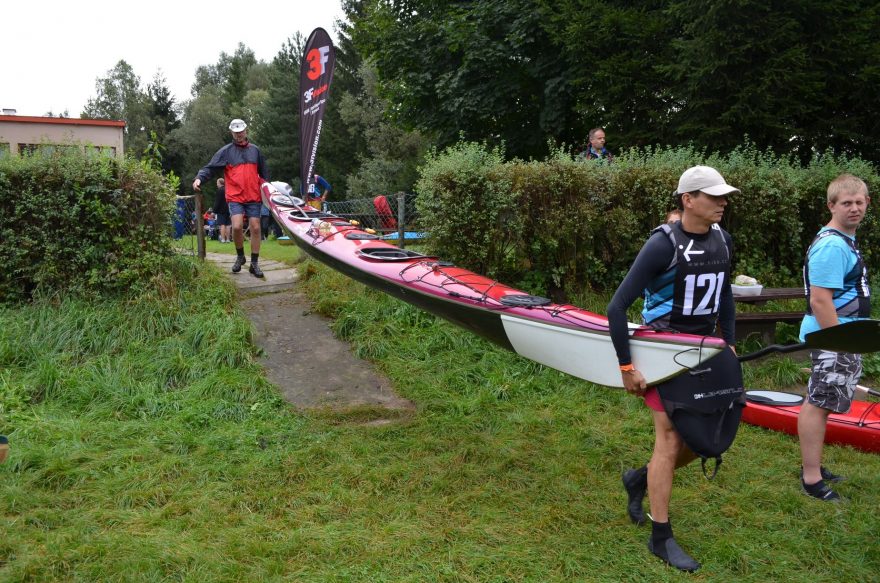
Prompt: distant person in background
<box><xmin>260</xmin><ymin>204</ymin><xmax>271</xmax><ymax>240</ymax></box>
<box><xmin>798</xmin><ymin>174</ymin><xmax>871</xmax><ymax>501</ymax></box>
<box><xmin>193</xmin><ymin>118</ymin><xmax>269</xmax><ymax>277</ymax></box>
<box><xmin>214</xmin><ymin>178</ymin><xmax>231</xmax><ymax>243</ymax></box>
<box><xmin>665</xmin><ymin>209</ymin><xmax>682</xmax><ymax>224</ymax></box>
<box><xmin>580</xmin><ymin>128</ymin><xmax>614</xmax><ymax>162</ymax></box>
<box><xmin>203</xmin><ymin>207</ymin><xmax>217</xmax><ymax>240</ymax></box>
<box><xmin>306</xmin><ymin>174</ymin><xmax>332</xmax><ymax>210</ymax></box>
<box><xmin>259</xmin><ymin>203</ymin><xmax>282</xmax><ymax>240</ymax></box>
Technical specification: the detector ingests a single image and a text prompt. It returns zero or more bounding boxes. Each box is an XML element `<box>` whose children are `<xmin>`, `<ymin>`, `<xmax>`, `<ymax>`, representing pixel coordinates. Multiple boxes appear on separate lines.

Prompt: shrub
<box><xmin>0</xmin><ymin>151</ymin><xmax>178</xmax><ymax>302</ymax></box>
<box><xmin>415</xmin><ymin>141</ymin><xmax>880</xmax><ymax>298</ymax></box>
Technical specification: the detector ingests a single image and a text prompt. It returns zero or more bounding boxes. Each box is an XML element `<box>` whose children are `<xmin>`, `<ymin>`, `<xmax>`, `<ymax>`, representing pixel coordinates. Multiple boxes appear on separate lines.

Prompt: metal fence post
<box><xmin>396</xmin><ymin>191</ymin><xmax>406</xmax><ymax>249</ymax></box>
<box><xmin>195</xmin><ymin>192</ymin><xmax>205</xmax><ymax>260</ymax></box>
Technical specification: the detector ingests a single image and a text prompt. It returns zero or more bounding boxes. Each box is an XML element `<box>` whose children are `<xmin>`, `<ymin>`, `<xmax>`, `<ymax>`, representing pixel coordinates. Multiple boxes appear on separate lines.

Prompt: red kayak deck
<box><xmin>743</xmin><ymin>392</ymin><xmax>880</xmax><ymax>453</ymax></box>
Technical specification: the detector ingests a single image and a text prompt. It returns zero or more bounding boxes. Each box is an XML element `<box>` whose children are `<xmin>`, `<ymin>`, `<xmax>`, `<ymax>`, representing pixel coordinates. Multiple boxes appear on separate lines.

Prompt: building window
<box><xmin>0</xmin><ymin>143</ymin><xmax>9</xmax><ymax>158</ymax></box>
<box><xmin>86</xmin><ymin>145</ymin><xmax>117</xmax><ymax>158</ymax></box>
<box><xmin>18</xmin><ymin>143</ymin><xmax>79</xmax><ymax>157</ymax></box>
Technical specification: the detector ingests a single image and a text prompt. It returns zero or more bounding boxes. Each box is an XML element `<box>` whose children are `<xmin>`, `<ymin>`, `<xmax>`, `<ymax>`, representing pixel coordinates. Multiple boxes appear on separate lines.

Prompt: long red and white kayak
<box><xmin>261</xmin><ymin>182</ymin><xmax>728</xmax><ymax>389</ymax></box>
<box><xmin>743</xmin><ymin>390</ymin><xmax>880</xmax><ymax>453</ymax></box>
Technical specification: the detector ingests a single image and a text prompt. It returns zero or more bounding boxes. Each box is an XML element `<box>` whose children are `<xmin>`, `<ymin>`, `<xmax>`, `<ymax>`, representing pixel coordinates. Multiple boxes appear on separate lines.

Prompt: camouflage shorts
<box><xmin>807</xmin><ymin>350</ymin><xmax>861</xmax><ymax>413</ymax></box>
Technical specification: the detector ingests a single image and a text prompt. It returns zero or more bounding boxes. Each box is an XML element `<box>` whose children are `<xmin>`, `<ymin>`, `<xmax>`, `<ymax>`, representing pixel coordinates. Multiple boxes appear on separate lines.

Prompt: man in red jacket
<box><xmin>193</xmin><ymin>119</ymin><xmax>270</xmax><ymax>277</ymax></box>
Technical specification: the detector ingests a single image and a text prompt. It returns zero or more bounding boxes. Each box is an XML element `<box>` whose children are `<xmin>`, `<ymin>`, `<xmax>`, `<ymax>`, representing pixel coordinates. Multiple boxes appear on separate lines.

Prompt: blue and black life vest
<box><xmin>643</xmin><ymin>222</ymin><xmax>731</xmax><ymax>336</ymax></box>
<box><xmin>804</xmin><ymin>228</ymin><xmax>871</xmax><ymax>319</ymax></box>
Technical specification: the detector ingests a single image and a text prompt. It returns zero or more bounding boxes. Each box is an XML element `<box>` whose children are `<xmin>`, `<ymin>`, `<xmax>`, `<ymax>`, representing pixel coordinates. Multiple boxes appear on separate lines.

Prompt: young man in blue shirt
<box><xmin>799</xmin><ymin>174</ymin><xmax>871</xmax><ymax>501</ymax></box>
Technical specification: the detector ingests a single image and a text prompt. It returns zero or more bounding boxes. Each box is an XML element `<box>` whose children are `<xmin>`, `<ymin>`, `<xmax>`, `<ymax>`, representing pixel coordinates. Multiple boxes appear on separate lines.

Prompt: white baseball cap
<box><xmin>229</xmin><ymin>118</ymin><xmax>247</xmax><ymax>132</ymax></box>
<box><xmin>676</xmin><ymin>166</ymin><xmax>740</xmax><ymax>196</ymax></box>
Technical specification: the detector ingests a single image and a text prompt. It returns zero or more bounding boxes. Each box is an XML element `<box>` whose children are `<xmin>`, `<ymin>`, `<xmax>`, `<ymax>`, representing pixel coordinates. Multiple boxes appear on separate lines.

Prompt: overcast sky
<box><xmin>2</xmin><ymin>0</ymin><xmax>344</xmax><ymax>117</ymax></box>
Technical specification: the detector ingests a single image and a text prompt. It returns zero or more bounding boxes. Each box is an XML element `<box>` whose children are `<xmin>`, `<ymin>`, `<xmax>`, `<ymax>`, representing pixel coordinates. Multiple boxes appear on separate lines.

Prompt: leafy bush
<box><xmin>415</xmin><ymin>141</ymin><xmax>880</xmax><ymax>298</ymax></box>
<box><xmin>0</xmin><ymin>151</ymin><xmax>178</xmax><ymax>302</ymax></box>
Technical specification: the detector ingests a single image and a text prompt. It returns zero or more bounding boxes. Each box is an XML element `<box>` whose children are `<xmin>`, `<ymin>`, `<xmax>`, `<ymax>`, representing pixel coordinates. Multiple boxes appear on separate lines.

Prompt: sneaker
<box><xmin>232</xmin><ymin>255</ymin><xmax>246</xmax><ymax>273</ymax></box>
<box><xmin>249</xmin><ymin>262</ymin><xmax>264</xmax><ymax>278</ymax></box>
<box><xmin>622</xmin><ymin>467</ymin><xmax>648</xmax><ymax>526</ymax></box>
<box><xmin>648</xmin><ymin>536</ymin><xmax>700</xmax><ymax>572</ymax></box>
<box><xmin>819</xmin><ymin>466</ymin><xmax>845</xmax><ymax>483</ymax></box>
<box><xmin>802</xmin><ymin>479</ymin><xmax>841</xmax><ymax>502</ymax></box>
<box><xmin>801</xmin><ymin>466</ymin><xmax>845</xmax><ymax>483</ymax></box>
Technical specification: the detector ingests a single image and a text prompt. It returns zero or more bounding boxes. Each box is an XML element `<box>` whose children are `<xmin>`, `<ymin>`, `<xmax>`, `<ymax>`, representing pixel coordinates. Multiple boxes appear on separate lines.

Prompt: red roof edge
<box><xmin>0</xmin><ymin>115</ymin><xmax>126</xmax><ymax>128</ymax></box>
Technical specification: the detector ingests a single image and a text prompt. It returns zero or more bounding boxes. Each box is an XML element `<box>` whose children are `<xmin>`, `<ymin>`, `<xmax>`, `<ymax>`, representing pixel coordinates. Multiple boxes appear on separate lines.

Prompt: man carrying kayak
<box><xmin>798</xmin><ymin>174</ymin><xmax>871</xmax><ymax>501</ymax></box>
<box><xmin>607</xmin><ymin>165</ymin><xmax>739</xmax><ymax>572</ymax></box>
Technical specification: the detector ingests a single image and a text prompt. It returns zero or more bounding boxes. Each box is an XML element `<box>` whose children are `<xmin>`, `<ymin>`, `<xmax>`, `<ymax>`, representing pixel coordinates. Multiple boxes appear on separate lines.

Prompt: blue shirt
<box><xmin>799</xmin><ymin>228</ymin><xmax>860</xmax><ymax>340</ymax></box>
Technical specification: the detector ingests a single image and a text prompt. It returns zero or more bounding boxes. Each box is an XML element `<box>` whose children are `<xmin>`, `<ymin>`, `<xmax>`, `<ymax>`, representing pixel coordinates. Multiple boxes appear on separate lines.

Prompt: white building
<box><xmin>0</xmin><ymin>113</ymin><xmax>125</xmax><ymax>158</ymax></box>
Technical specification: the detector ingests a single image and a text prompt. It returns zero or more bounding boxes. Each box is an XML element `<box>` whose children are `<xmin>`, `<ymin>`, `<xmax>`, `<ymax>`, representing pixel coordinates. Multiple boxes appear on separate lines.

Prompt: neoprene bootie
<box><xmin>648</xmin><ymin>520</ymin><xmax>700</xmax><ymax>572</ymax></box>
<box><xmin>622</xmin><ymin>466</ymin><xmax>648</xmax><ymax>525</ymax></box>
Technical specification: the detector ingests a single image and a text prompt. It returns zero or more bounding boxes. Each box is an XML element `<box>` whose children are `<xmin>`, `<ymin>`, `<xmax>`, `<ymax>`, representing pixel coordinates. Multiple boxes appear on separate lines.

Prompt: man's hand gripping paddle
<box><xmin>738</xmin><ymin>319</ymin><xmax>880</xmax><ymax>363</ymax></box>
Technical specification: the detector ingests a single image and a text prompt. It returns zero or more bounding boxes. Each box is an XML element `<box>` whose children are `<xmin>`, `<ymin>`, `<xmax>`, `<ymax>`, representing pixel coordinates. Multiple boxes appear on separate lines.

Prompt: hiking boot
<box><xmin>802</xmin><ymin>479</ymin><xmax>841</xmax><ymax>502</ymax></box>
<box><xmin>648</xmin><ymin>536</ymin><xmax>701</xmax><ymax>572</ymax></box>
<box><xmin>249</xmin><ymin>262</ymin><xmax>264</xmax><ymax>278</ymax></box>
<box><xmin>622</xmin><ymin>467</ymin><xmax>648</xmax><ymax>526</ymax></box>
<box><xmin>232</xmin><ymin>255</ymin><xmax>246</xmax><ymax>273</ymax></box>
<box><xmin>799</xmin><ymin>466</ymin><xmax>845</xmax><ymax>483</ymax></box>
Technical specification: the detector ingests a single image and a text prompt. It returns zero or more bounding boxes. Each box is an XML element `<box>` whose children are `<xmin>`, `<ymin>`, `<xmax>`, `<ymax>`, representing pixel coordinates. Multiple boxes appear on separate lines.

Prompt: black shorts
<box><xmin>215</xmin><ymin>212</ymin><xmax>231</xmax><ymax>226</ymax></box>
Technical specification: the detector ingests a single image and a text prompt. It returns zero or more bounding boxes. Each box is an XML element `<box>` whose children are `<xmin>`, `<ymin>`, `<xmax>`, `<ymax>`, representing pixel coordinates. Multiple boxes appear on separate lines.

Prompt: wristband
<box><xmin>619</xmin><ymin>363</ymin><xmax>635</xmax><ymax>373</ymax></box>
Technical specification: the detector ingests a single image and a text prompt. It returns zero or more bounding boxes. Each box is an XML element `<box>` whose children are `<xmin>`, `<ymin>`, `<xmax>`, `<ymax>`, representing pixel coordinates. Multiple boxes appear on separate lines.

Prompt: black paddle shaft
<box><xmin>738</xmin><ymin>319</ymin><xmax>880</xmax><ymax>363</ymax></box>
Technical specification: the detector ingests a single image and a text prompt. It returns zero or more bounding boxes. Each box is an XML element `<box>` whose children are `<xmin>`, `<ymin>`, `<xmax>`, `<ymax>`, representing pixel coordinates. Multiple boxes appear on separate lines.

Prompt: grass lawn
<box><xmin>1</xmin><ymin>255</ymin><xmax>878</xmax><ymax>581</ymax></box>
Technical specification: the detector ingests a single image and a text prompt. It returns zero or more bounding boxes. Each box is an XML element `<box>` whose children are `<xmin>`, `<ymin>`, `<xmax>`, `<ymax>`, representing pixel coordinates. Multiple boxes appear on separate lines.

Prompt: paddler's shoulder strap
<box><xmin>650</xmin><ymin>223</ymin><xmax>678</xmax><ymax>271</ymax></box>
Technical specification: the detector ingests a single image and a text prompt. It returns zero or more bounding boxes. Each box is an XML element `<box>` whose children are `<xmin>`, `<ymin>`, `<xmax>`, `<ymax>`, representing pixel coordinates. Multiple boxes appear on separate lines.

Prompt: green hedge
<box><xmin>415</xmin><ymin>142</ymin><xmax>880</xmax><ymax>298</ymax></box>
<box><xmin>0</xmin><ymin>152</ymin><xmax>177</xmax><ymax>303</ymax></box>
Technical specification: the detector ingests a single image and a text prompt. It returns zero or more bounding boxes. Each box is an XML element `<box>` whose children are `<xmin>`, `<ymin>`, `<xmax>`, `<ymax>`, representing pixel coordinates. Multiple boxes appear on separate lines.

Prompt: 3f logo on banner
<box><xmin>306</xmin><ymin>46</ymin><xmax>331</xmax><ymax>80</ymax></box>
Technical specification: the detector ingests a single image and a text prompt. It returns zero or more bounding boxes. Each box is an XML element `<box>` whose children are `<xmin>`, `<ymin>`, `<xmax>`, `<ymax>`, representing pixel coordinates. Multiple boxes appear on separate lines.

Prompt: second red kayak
<box><xmin>743</xmin><ymin>390</ymin><xmax>880</xmax><ymax>453</ymax></box>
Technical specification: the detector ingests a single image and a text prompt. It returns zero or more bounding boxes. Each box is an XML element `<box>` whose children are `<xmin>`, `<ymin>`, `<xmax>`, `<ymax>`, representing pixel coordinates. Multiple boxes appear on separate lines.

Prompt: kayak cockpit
<box><xmin>498</xmin><ymin>294</ymin><xmax>552</xmax><ymax>308</ymax></box>
<box><xmin>356</xmin><ymin>247</ymin><xmax>437</xmax><ymax>261</ymax></box>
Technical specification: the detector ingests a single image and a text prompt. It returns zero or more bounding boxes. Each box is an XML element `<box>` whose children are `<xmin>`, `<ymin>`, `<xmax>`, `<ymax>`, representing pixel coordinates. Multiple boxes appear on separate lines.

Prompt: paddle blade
<box><xmin>805</xmin><ymin>319</ymin><xmax>880</xmax><ymax>354</ymax></box>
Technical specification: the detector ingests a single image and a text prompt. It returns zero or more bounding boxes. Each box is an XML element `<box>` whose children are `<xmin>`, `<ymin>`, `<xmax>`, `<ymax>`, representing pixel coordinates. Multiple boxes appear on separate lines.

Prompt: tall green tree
<box><xmin>178</xmin><ymin>44</ymin><xmax>272</xmax><ymax>189</ymax></box>
<box><xmin>82</xmin><ymin>60</ymin><xmax>153</xmax><ymax>156</ymax></box>
<box><xmin>348</xmin><ymin>0</ymin><xmax>579</xmax><ymax>160</ymax></box>
<box><xmin>167</xmin><ymin>87</ymin><xmax>229</xmax><ymax>188</ymax></box>
<box><xmin>663</xmin><ymin>0</ymin><xmax>829</xmax><ymax>157</ymax></box>
<box><xmin>147</xmin><ymin>72</ymin><xmax>181</xmax><ymax>136</ymax></box>
<box><xmin>347</xmin><ymin>1</ymin><xmax>880</xmax><ymax>164</ymax></box>
<box><xmin>544</xmin><ymin>1</ymin><xmax>678</xmax><ymax>150</ymax></box>
<box><xmin>250</xmin><ymin>35</ymin><xmax>304</xmax><ymax>185</ymax></box>
<box><xmin>339</xmin><ymin>61</ymin><xmax>430</xmax><ymax>196</ymax></box>
<box><xmin>146</xmin><ymin>72</ymin><xmax>183</xmax><ymax>176</ymax></box>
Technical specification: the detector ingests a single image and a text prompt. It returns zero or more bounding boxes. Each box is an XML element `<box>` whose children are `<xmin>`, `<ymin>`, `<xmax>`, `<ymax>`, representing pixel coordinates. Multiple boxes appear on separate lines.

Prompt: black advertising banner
<box><xmin>299</xmin><ymin>27</ymin><xmax>336</xmax><ymax>198</ymax></box>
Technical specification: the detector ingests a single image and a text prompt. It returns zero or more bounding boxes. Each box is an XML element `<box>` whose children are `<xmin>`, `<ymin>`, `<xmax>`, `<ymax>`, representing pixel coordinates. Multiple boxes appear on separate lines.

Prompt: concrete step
<box><xmin>204</xmin><ymin>252</ymin><xmax>298</xmax><ymax>294</ymax></box>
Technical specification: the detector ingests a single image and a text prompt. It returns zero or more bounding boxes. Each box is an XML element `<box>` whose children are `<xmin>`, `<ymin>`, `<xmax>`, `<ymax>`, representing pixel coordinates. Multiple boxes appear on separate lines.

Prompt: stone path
<box><xmin>205</xmin><ymin>252</ymin><xmax>414</xmax><ymax>411</ymax></box>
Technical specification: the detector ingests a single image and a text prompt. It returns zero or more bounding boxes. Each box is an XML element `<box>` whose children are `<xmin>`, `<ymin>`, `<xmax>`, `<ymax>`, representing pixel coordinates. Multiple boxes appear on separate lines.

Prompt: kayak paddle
<box><xmin>857</xmin><ymin>385</ymin><xmax>880</xmax><ymax>399</ymax></box>
<box><xmin>739</xmin><ymin>319</ymin><xmax>880</xmax><ymax>362</ymax></box>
